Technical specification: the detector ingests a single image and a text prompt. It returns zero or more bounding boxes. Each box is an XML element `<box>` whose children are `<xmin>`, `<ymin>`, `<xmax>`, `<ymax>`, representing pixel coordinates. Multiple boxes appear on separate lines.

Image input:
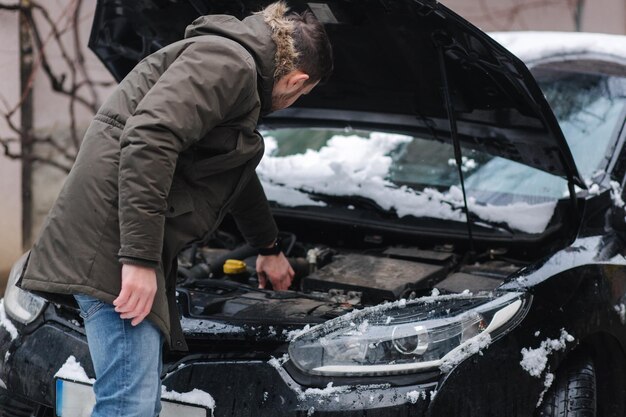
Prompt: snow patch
<box><xmin>536</xmin><ymin>372</ymin><xmax>555</xmax><ymax>407</ymax></box>
<box><xmin>587</xmin><ymin>183</ymin><xmax>601</xmax><ymax>196</ymax></box>
<box><xmin>54</xmin><ymin>356</ymin><xmax>95</xmax><ymax>384</ymax></box>
<box><xmin>307</xmin><ymin>291</ymin><xmax>476</xmax><ymax>337</ymax></box>
<box><xmin>614</xmin><ymin>304</ymin><xmax>626</xmax><ymax>325</ymax></box>
<box><xmin>520</xmin><ymin>329</ymin><xmax>575</xmax><ymax>377</ymax></box>
<box><xmin>161</xmin><ymin>386</ymin><xmax>216</xmax><ymax>416</ymax></box>
<box><xmin>440</xmin><ymin>333</ymin><xmax>492</xmax><ymax>373</ymax></box>
<box><xmin>286</xmin><ymin>325</ymin><xmax>311</xmax><ymax>342</ymax></box>
<box><xmin>448</xmin><ymin>156</ymin><xmax>478</xmax><ymax>172</ymax></box>
<box><xmin>406</xmin><ymin>390</ymin><xmax>427</xmax><ymax>404</ymax></box>
<box><xmin>298</xmin><ymin>382</ymin><xmax>350</xmax><ymax>402</ymax></box>
<box><xmin>610</xmin><ymin>181</ymin><xmax>625</xmax><ymax>208</ymax></box>
<box><xmin>268</xmin><ymin>354</ymin><xmax>290</xmax><ymax>370</ymax></box>
<box><xmin>0</xmin><ymin>299</ymin><xmax>18</xmax><ymax>341</ymax></box>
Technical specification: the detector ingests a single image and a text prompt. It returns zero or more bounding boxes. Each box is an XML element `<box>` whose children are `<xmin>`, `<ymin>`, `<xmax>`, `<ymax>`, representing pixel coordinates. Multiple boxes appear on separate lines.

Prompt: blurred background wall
<box><xmin>445</xmin><ymin>0</ymin><xmax>625</xmax><ymax>34</ymax></box>
<box><xmin>0</xmin><ymin>9</ymin><xmax>21</xmax><ymax>283</ymax></box>
<box><xmin>0</xmin><ymin>0</ymin><xmax>624</xmax><ymax>291</ymax></box>
<box><xmin>0</xmin><ymin>0</ymin><xmax>114</xmax><ymax>290</ymax></box>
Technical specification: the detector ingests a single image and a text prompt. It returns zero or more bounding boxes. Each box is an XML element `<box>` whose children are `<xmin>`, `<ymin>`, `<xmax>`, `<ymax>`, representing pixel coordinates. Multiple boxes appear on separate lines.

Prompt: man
<box><xmin>18</xmin><ymin>2</ymin><xmax>332</xmax><ymax>416</ymax></box>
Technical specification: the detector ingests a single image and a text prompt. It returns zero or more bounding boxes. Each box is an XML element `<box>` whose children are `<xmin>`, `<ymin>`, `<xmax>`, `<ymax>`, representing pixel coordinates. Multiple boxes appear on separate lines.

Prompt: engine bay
<box><xmin>175</xmin><ymin>230</ymin><xmax>526</xmax><ymax>325</ymax></box>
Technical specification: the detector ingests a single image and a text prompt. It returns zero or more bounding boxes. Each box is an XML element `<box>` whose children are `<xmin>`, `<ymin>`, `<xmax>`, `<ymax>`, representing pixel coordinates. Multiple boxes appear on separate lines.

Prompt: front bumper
<box><xmin>0</xmin><ymin>307</ymin><xmax>544</xmax><ymax>417</ymax></box>
<box><xmin>162</xmin><ymin>359</ymin><xmax>434</xmax><ymax>416</ymax></box>
<box><xmin>0</xmin><ymin>316</ymin><xmax>435</xmax><ymax>416</ymax></box>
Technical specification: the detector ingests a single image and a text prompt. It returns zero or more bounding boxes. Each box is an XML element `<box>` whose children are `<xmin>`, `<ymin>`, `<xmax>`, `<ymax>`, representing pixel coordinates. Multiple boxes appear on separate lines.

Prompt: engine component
<box><xmin>302</xmin><ymin>254</ymin><xmax>446</xmax><ymax>304</ymax></box>
<box><xmin>383</xmin><ymin>247</ymin><xmax>455</xmax><ymax>264</ymax></box>
<box><xmin>435</xmin><ymin>272</ymin><xmax>503</xmax><ymax>293</ymax></box>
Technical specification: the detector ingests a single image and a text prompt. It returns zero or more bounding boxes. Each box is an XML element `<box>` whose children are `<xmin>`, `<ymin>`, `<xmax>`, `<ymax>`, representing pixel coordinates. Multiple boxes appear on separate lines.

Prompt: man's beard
<box><xmin>271</xmin><ymin>90</ymin><xmax>299</xmax><ymax>112</ymax></box>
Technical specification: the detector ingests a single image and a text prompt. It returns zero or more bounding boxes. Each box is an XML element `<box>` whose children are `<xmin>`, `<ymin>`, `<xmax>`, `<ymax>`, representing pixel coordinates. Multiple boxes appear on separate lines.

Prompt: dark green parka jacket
<box><xmin>19</xmin><ymin>3</ymin><xmax>298</xmax><ymax>350</ymax></box>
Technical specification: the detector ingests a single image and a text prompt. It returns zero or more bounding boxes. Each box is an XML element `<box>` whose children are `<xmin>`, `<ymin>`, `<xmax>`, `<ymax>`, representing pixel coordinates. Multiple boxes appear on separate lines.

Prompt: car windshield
<box><xmin>259</xmin><ymin>68</ymin><xmax>626</xmax><ymax>235</ymax></box>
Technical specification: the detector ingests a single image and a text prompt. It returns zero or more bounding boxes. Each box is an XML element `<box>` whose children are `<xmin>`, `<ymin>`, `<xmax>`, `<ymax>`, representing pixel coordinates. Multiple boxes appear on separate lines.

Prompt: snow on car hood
<box><xmin>89</xmin><ymin>0</ymin><xmax>584</xmax><ymax>188</ymax></box>
<box><xmin>258</xmin><ymin>132</ymin><xmax>557</xmax><ymax>234</ymax></box>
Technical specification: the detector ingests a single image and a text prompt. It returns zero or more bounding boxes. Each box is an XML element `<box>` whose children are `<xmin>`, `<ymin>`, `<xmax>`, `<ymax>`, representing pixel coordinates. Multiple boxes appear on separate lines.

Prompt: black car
<box><xmin>2</xmin><ymin>1</ymin><xmax>626</xmax><ymax>416</ymax></box>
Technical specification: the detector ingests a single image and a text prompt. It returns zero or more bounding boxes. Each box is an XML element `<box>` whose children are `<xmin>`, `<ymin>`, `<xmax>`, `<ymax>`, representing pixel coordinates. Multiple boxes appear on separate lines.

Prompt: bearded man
<box><xmin>18</xmin><ymin>2</ymin><xmax>332</xmax><ymax>416</ymax></box>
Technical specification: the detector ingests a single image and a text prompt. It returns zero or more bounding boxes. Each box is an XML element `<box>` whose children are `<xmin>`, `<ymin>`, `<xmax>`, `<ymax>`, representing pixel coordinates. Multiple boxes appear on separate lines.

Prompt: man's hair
<box><xmin>289</xmin><ymin>10</ymin><xmax>333</xmax><ymax>84</ymax></box>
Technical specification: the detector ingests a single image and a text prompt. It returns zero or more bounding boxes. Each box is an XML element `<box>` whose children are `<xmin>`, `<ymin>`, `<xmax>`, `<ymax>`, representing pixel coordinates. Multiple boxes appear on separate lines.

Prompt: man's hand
<box><xmin>113</xmin><ymin>264</ymin><xmax>157</xmax><ymax>326</ymax></box>
<box><xmin>256</xmin><ymin>253</ymin><xmax>295</xmax><ymax>291</ymax></box>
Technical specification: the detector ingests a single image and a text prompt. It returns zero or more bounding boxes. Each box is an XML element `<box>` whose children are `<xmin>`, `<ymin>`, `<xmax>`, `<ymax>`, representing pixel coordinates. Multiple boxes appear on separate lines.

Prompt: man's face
<box><xmin>271</xmin><ymin>71</ymin><xmax>318</xmax><ymax>111</ymax></box>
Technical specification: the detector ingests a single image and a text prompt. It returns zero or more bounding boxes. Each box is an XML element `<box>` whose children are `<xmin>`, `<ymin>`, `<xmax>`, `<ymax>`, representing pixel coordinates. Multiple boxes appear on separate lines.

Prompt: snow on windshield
<box><xmin>258</xmin><ymin>133</ymin><xmax>557</xmax><ymax>234</ymax></box>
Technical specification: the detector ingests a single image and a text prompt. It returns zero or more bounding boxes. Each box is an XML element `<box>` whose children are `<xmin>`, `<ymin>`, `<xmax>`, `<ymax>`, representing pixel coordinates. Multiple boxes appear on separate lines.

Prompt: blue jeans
<box><xmin>74</xmin><ymin>294</ymin><xmax>163</xmax><ymax>417</ymax></box>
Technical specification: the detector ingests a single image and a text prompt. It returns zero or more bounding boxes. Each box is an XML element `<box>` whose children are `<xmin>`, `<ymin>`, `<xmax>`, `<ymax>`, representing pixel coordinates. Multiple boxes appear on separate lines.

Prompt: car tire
<box><xmin>537</xmin><ymin>352</ymin><xmax>596</xmax><ymax>417</ymax></box>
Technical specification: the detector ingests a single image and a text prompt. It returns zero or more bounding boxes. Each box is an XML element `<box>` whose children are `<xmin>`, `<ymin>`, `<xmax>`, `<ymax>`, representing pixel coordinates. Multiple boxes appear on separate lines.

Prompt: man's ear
<box><xmin>286</xmin><ymin>70</ymin><xmax>310</xmax><ymax>90</ymax></box>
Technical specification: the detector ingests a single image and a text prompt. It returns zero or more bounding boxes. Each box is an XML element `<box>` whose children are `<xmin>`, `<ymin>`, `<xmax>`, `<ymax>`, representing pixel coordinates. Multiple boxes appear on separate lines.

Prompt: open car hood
<box><xmin>89</xmin><ymin>0</ymin><xmax>584</xmax><ymax>187</ymax></box>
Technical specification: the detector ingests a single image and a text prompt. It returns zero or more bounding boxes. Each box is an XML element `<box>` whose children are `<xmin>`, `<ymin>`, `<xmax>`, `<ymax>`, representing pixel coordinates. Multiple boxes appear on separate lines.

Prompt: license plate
<box><xmin>55</xmin><ymin>378</ymin><xmax>209</xmax><ymax>417</ymax></box>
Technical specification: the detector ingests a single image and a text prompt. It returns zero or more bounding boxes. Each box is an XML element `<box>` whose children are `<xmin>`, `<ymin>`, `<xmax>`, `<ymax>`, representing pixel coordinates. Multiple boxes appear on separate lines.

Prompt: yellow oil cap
<box><xmin>223</xmin><ymin>259</ymin><xmax>247</xmax><ymax>275</ymax></box>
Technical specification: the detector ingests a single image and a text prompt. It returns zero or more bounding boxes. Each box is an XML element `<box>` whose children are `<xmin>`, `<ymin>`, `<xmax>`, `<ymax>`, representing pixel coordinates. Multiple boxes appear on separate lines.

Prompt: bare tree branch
<box><xmin>0</xmin><ymin>0</ymin><xmax>108</xmax><ymax>173</ymax></box>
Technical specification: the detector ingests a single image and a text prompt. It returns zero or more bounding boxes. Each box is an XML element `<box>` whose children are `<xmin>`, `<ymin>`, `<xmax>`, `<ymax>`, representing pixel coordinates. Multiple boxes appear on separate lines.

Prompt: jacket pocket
<box><xmin>165</xmin><ymin>182</ymin><xmax>194</xmax><ymax>217</ymax></box>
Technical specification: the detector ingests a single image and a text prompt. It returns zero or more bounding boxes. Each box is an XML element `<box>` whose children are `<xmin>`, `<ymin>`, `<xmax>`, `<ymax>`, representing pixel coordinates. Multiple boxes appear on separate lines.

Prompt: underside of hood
<box><xmin>88</xmin><ymin>0</ymin><xmax>584</xmax><ymax>187</ymax></box>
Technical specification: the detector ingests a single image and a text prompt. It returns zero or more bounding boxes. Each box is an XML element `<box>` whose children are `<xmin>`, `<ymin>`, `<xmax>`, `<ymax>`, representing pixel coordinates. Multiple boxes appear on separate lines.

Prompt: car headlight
<box><xmin>289</xmin><ymin>292</ymin><xmax>528</xmax><ymax>376</ymax></box>
<box><xmin>4</xmin><ymin>252</ymin><xmax>46</xmax><ymax>324</ymax></box>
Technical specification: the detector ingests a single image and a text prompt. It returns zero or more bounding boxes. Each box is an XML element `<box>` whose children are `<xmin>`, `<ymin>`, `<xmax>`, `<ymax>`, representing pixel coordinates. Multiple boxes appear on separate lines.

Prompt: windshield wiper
<box><xmin>285</xmin><ymin>190</ymin><xmax>515</xmax><ymax>234</ymax></box>
<box><xmin>303</xmin><ymin>193</ymin><xmax>397</xmax><ymax>218</ymax></box>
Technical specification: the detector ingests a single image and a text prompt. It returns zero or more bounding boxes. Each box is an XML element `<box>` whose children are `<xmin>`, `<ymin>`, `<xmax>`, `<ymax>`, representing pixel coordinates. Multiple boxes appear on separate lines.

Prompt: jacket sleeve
<box><xmin>117</xmin><ymin>41</ymin><xmax>257</xmax><ymax>264</ymax></box>
<box><xmin>229</xmin><ymin>173</ymin><xmax>278</xmax><ymax>248</ymax></box>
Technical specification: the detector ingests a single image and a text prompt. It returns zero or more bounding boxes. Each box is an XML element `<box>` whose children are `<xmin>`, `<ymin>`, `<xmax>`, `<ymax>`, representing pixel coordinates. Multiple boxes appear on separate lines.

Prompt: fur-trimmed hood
<box><xmin>184</xmin><ymin>1</ymin><xmax>298</xmax><ymax>114</ymax></box>
<box><xmin>256</xmin><ymin>1</ymin><xmax>299</xmax><ymax>80</ymax></box>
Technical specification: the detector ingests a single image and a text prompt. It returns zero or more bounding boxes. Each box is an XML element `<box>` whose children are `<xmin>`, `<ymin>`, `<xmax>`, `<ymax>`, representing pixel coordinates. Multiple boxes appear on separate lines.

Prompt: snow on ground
<box><xmin>259</xmin><ymin>134</ymin><xmax>556</xmax><ymax>234</ymax></box>
<box><xmin>0</xmin><ymin>300</ymin><xmax>18</xmax><ymax>341</ymax></box>
<box><xmin>54</xmin><ymin>356</ymin><xmax>95</xmax><ymax>384</ymax></box>
<box><xmin>161</xmin><ymin>386</ymin><xmax>216</xmax><ymax>415</ymax></box>
<box><xmin>520</xmin><ymin>329</ymin><xmax>575</xmax><ymax>377</ymax></box>
<box><xmin>490</xmin><ymin>32</ymin><xmax>626</xmax><ymax>63</ymax></box>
